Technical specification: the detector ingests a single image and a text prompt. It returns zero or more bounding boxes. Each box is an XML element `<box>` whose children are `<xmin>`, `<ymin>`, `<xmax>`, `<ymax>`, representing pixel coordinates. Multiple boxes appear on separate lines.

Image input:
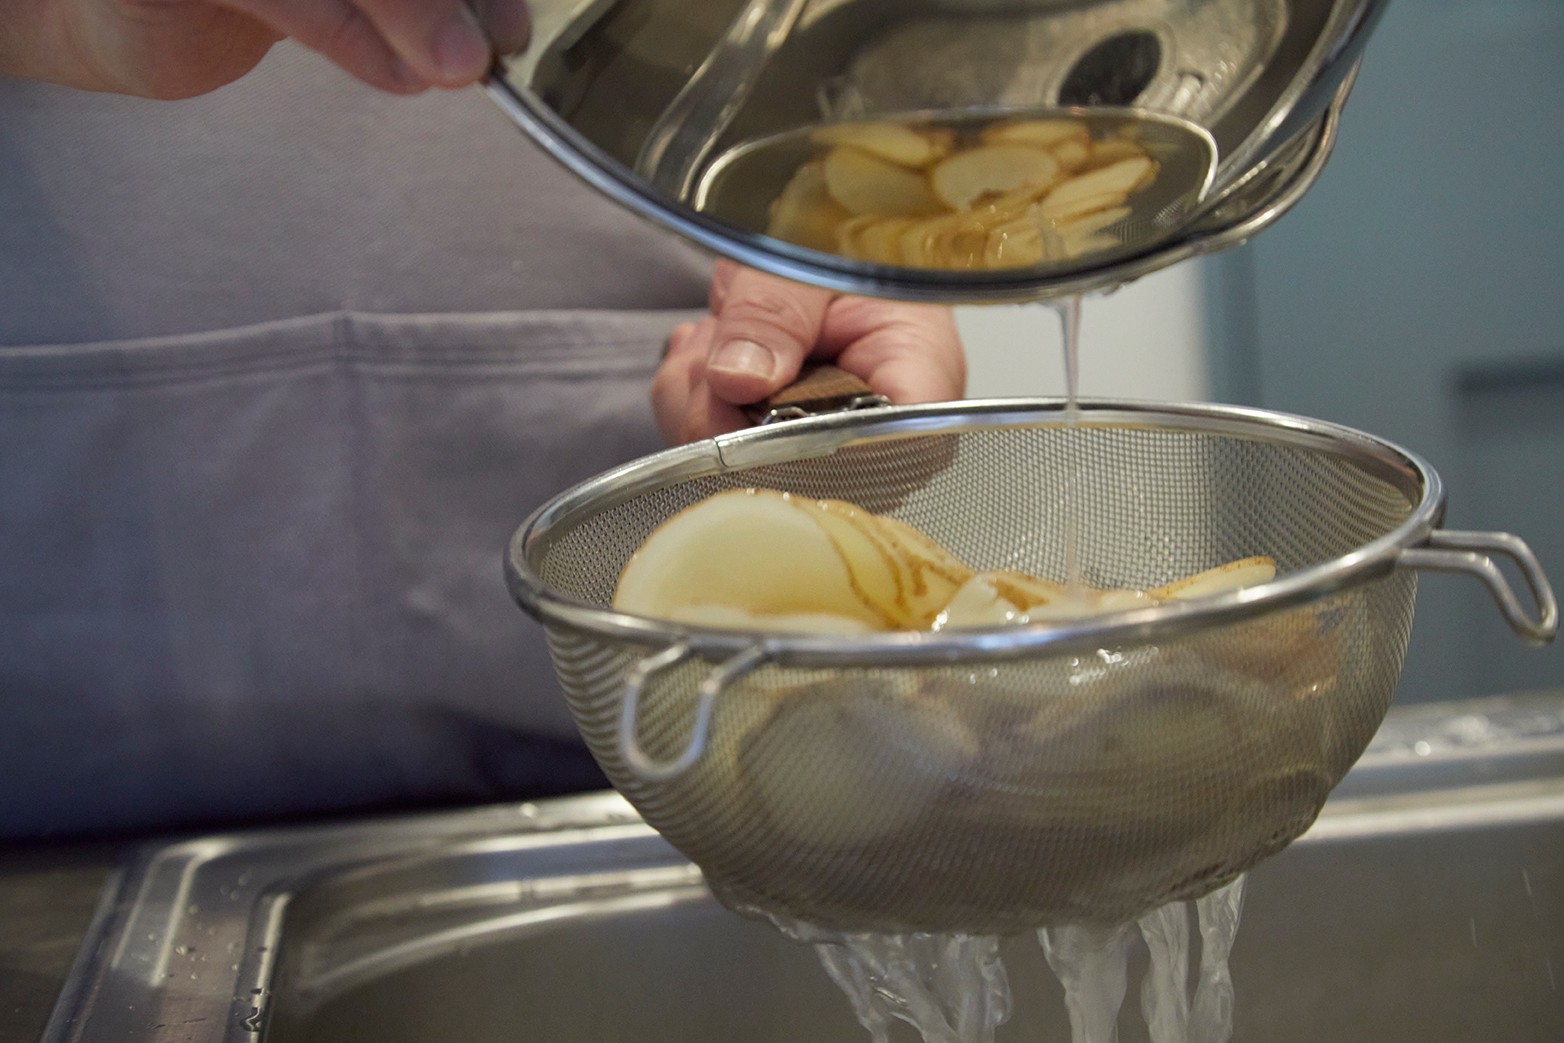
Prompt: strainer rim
<box><xmin>505</xmin><ymin>398</ymin><xmax>1443</xmax><ymax>666</ymax></box>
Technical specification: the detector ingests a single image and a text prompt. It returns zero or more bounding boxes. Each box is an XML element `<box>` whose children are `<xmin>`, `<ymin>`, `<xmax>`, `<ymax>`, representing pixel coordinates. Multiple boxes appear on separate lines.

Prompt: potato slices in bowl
<box><xmin>761</xmin><ymin>115</ymin><xmax>1167</xmax><ymax>270</ymax></box>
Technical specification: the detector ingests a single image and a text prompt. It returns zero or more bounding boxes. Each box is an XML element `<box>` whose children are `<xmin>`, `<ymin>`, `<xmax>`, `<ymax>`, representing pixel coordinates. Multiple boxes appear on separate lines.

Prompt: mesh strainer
<box><xmin>505</xmin><ymin>400</ymin><xmax>1556</xmax><ymax>936</ymax></box>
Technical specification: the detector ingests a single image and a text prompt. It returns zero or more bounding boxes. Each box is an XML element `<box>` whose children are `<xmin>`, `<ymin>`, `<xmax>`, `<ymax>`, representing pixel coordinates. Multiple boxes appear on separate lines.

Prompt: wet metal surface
<box><xmin>37</xmin><ymin>692</ymin><xmax>1564</xmax><ymax>1043</ymax></box>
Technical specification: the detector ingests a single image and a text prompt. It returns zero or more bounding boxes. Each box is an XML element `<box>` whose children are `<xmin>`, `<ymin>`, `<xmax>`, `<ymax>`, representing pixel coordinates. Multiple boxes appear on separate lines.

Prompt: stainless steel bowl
<box><xmin>485</xmin><ymin>0</ymin><xmax>1390</xmax><ymax>301</ymax></box>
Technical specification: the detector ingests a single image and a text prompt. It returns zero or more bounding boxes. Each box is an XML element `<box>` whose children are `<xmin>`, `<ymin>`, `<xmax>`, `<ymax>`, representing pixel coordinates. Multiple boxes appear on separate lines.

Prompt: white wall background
<box><xmin>956</xmin><ymin>258</ymin><xmax>1211</xmax><ymax>403</ymax></box>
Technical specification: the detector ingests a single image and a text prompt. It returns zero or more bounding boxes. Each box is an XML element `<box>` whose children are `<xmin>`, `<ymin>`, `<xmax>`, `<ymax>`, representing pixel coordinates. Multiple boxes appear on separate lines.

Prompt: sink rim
<box><xmin>41</xmin><ymin>690</ymin><xmax>1564</xmax><ymax>1043</ymax></box>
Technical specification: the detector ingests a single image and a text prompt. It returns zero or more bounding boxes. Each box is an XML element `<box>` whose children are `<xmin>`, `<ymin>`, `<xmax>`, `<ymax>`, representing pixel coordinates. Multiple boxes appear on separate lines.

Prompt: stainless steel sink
<box><xmin>43</xmin><ymin>694</ymin><xmax>1564</xmax><ymax>1043</ymax></box>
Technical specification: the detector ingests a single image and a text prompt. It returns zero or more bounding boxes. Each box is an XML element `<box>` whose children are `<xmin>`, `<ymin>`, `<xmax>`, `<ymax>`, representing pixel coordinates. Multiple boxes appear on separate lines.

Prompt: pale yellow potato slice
<box><xmin>897</xmin><ymin>216</ymin><xmax>943</xmax><ymax>268</ymax></box>
<box><xmin>837</xmin><ymin>214</ymin><xmax>931</xmax><ymax>265</ymax></box>
<box><xmin>740</xmin><ymin>675</ymin><xmax>977</xmax><ymax>848</ymax></box>
<box><xmin>925</xmin><ymin>210</ymin><xmax>1002</xmax><ymax>269</ymax></box>
<box><xmin>862</xmin><ymin>215</ymin><xmax>925</xmax><ymax>266</ymax></box>
<box><xmin>1038</xmin><ymin>156</ymin><xmax>1156</xmax><ymax>219</ymax></box>
<box><xmin>822</xmin><ymin>146</ymin><xmax>945</xmax><ymax>217</ymax></box>
<box><xmin>1050</xmin><ymin>137</ymin><xmax>1092</xmax><ymax>173</ymax></box>
<box><xmin>1056</xmin><ymin>206</ymin><xmax>1130</xmax><ymax>259</ymax></box>
<box><xmin>1061</xmin><ymin>233</ymin><xmax>1119</xmax><ymax>259</ymax></box>
<box><xmin>1056</xmin><ymin>205</ymin><xmax>1131</xmax><ymax>239</ymax></box>
<box><xmin>1039</xmin><ymin>191</ymin><xmax>1127</xmax><ymax>223</ymax></box>
<box><xmin>766</xmin><ymin>162</ymin><xmax>852</xmax><ymax>253</ymax></box>
<box><xmin>1149</xmin><ymin>556</ymin><xmax>1277</xmax><ymax>601</ymax></box>
<box><xmin>980</xmin><ymin>569</ymin><xmax>1072</xmax><ymax>610</ymax></box>
<box><xmin>1084</xmin><ymin>137</ymin><xmax>1151</xmax><ymax>168</ymax></box>
<box><xmin>1022</xmin><ymin>592</ymin><xmax>1111</xmax><ymax>621</ymax></box>
<box><xmin>982</xmin><ymin>118</ymin><xmax>1091</xmax><ymax>150</ymax></box>
<box><xmin>933</xmin><ymin>573</ymin><xmax>1025</xmax><ymax>629</ymax></box>
<box><xmin>670</xmin><ymin>603</ymin><xmax>877</xmax><ymax>635</ymax></box>
<box><xmin>811</xmin><ymin>121</ymin><xmax>950</xmax><ymax>168</ymax></box>
<box><xmin>872</xmin><ymin>515</ymin><xmax>976</xmax><ymax>624</ymax></box>
<box><xmin>806</xmin><ymin>498</ymin><xmax>928</xmax><ymax>629</ymax></box>
<box><xmin>1095</xmin><ymin>587</ymin><xmax>1158</xmax><ymax>612</ymax></box>
<box><xmin>983</xmin><ymin>217</ymin><xmax>1047</xmax><ymax>268</ymax></box>
<box><xmin>836</xmin><ymin>214</ymin><xmax>893</xmax><ymax>263</ymax></box>
<box><xmin>930</xmin><ymin>144</ymin><xmax>1062</xmax><ymax>211</ymax></box>
<box><xmin>613</xmin><ymin>489</ymin><xmax>892</xmax><ymax>629</ymax></box>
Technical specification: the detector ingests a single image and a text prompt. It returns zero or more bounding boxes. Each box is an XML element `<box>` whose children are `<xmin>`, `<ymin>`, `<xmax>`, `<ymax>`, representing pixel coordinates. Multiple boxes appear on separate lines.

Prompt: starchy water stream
<box><xmin>1054</xmin><ymin>296</ymin><xmax>1087</xmax><ymax>600</ymax></box>
<box><xmin>781</xmin><ymin>302</ymin><xmax>1248</xmax><ymax>1043</ymax></box>
<box><xmin>775</xmin><ymin>874</ymin><xmax>1246</xmax><ymax>1043</ymax></box>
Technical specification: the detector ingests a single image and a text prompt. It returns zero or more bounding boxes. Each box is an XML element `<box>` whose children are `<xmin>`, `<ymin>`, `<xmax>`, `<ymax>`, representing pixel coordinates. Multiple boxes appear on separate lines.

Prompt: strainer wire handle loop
<box><xmin>618</xmin><ymin>641</ymin><xmax>773</xmax><ymax>781</ymax></box>
<box><xmin>1399</xmin><ymin>530</ymin><xmax>1559</xmax><ymax>645</ymax></box>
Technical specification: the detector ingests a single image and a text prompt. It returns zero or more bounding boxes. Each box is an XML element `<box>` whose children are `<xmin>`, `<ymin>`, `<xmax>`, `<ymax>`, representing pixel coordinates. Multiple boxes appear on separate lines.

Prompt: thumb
<box><xmin>704</xmin><ymin>267</ymin><xmax>835</xmax><ymax>406</ymax></box>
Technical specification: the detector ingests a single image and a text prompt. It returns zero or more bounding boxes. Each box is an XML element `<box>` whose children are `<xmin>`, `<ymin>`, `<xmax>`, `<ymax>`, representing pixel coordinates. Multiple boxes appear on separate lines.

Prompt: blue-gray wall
<box><xmin>1205</xmin><ymin>0</ymin><xmax>1564</xmax><ymax>703</ymax></box>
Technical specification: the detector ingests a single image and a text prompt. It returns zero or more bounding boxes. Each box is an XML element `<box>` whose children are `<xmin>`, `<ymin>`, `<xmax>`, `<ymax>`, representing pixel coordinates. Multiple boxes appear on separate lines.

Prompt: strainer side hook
<box><xmin>618</xmin><ymin>642</ymin><xmax>773</xmax><ymax>782</ymax></box>
<box><xmin>1399</xmin><ymin>530</ymin><xmax>1559</xmax><ymax>645</ymax></box>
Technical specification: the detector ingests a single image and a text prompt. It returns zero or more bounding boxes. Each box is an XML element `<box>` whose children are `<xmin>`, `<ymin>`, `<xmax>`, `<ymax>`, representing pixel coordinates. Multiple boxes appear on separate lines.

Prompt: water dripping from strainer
<box><xmin>758</xmin><ymin>874</ymin><xmax>1247</xmax><ymax>1043</ymax></box>
<box><xmin>1040</xmin><ymin>876</ymin><xmax>1249</xmax><ymax>1043</ymax></box>
<box><xmin>766</xmin><ymin>913</ymin><xmax>1011</xmax><ymax>1043</ymax></box>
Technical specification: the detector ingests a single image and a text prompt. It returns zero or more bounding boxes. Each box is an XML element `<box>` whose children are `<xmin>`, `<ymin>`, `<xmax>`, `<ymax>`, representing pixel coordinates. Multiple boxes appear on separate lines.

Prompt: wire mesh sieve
<box><xmin>507</xmin><ymin>401</ymin><xmax>1556</xmax><ymax>935</ymax></box>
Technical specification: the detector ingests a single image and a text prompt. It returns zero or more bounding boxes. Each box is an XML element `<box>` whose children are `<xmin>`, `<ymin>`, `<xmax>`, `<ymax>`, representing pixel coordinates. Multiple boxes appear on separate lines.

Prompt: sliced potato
<box><xmin>1038</xmin><ymin>189</ymin><xmax>1129</xmax><ymax>223</ymax></box>
<box><xmin>822</xmin><ymin>146</ymin><xmax>945</xmax><ymax>217</ymax></box>
<box><xmin>613</xmin><ymin>489</ymin><xmax>894</xmax><ymax>629</ymax></box>
<box><xmin>1059</xmin><ymin>232</ymin><xmax>1119</xmax><ymax>259</ymax></box>
<box><xmin>930</xmin><ymin>144</ymin><xmax>1062</xmax><ymax>211</ymax></box>
<box><xmin>807</xmin><ymin>498</ymin><xmax>927</xmax><ymax>629</ymax></box>
<box><xmin>766</xmin><ymin>162</ymin><xmax>851</xmax><ymax>253</ymax></box>
<box><xmin>1050</xmin><ymin>137</ymin><xmax>1092</xmax><ymax>173</ymax></box>
<box><xmin>1056</xmin><ymin>205</ymin><xmax>1131</xmax><ymax>239</ymax></box>
<box><xmin>935</xmin><ymin>573</ymin><xmax>1025</xmax><ymax>629</ymax></box>
<box><xmin>981</xmin><ymin>569</ymin><xmax>1071</xmax><ymax>610</ymax></box>
<box><xmin>811</xmin><ymin>121</ymin><xmax>950</xmax><ymax>168</ymax></box>
<box><xmin>1084</xmin><ymin>138</ymin><xmax>1152</xmax><ymax>169</ymax></box>
<box><xmin>671</xmin><ymin>603</ymin><xmax>878</xmax><ymax>635</ymax></box>
<box><xmin>837</xmin><ymin>214</ymin><xmax>922</xmax><ymax>265</ymax></box>
<box><xmin>1038</xmin><ymin>156</ymin><xmax>1157</xmax><ymax>219</ymax></box>
<box><xmin>983</xmin><ymin>217</ymin><xmax>1047</xmax><ymax>268</ymax></box>
<box><xmin>926</xmin><ymin>212</ymin><xmax>994</xmax><ymax>270</ymax></box>
<box><xmin>1094</xmin><ymin>587</ymin><xmax>1158</xmax><ymax>612</ymax></box>
<box><xmin>982</xmin><ymin>118</ymin><xmax>1091</xmax><ymax>150</ymax></box>
<box><xmin>1149</xmin><ymin>556</ymin><xmax>1277</xmax><ymax>601</ymax></box>
<box><xmin>872</xmin><ymin>514</ymin><xmax>975</xmax><ymax>622</ymax></box>
<box><xmin>741</xmin><ymin>676</ymin><xmax>977</xmax><ymax>848</ymax></box>
<box><xmin>615</xmin><ymin>490</ymin><xmax>1280</xmax><ymax>639</ymax></box>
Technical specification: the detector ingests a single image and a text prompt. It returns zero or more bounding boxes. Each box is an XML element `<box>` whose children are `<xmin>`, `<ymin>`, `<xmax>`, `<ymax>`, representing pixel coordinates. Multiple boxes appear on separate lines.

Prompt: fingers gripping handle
<box><xmin>618</xmin><ymin>643</ymin><xmax>772</xmax><ymax>781</ymax></box>
<box><xmin>1399</xmin><ymin>530</ymin><xmax>1560</xmax><ymax>646</ymax></box>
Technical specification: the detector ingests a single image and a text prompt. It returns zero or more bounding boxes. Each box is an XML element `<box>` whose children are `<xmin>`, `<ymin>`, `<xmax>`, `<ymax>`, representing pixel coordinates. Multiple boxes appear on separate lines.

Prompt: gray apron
<box><xmin>0</xmin><ymin>46</ymin><xmax>711</xmax><ymax>839</ymax></box>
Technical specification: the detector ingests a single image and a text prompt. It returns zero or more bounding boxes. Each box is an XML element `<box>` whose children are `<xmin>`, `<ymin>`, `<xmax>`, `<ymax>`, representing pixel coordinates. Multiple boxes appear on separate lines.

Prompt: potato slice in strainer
<box><xmin>1149</xmin><ymin>556</ymin><xmax>1277</xmax><ymax>601</ymax></box>
<box><xmin>613</xmin><ymin>489</ymin><xmax>896</xmax><ymax>629</ymax></box>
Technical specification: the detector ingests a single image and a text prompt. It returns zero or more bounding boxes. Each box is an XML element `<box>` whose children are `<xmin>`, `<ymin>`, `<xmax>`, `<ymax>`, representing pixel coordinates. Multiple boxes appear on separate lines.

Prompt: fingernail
<box><xmin>434</xmin><ymin>9</ymin><xmax>491</xmax><ymax>83</ymax></box>
<box><xmin>710</xmin><ymin>340</ymin><xmax>776</xmax><ymax>380</ymax></box>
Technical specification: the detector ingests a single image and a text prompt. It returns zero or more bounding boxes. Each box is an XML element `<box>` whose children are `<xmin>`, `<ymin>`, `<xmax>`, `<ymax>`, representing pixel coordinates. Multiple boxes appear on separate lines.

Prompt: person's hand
<box><xmin>5</xmin><ymin>0</ymin><xmax>529</xmax><ymax>99</ymax></box>
<box><xmin>653</xmin><ymin>260</ymin><xmax>967</xmax><ymax>445</ymax></box>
